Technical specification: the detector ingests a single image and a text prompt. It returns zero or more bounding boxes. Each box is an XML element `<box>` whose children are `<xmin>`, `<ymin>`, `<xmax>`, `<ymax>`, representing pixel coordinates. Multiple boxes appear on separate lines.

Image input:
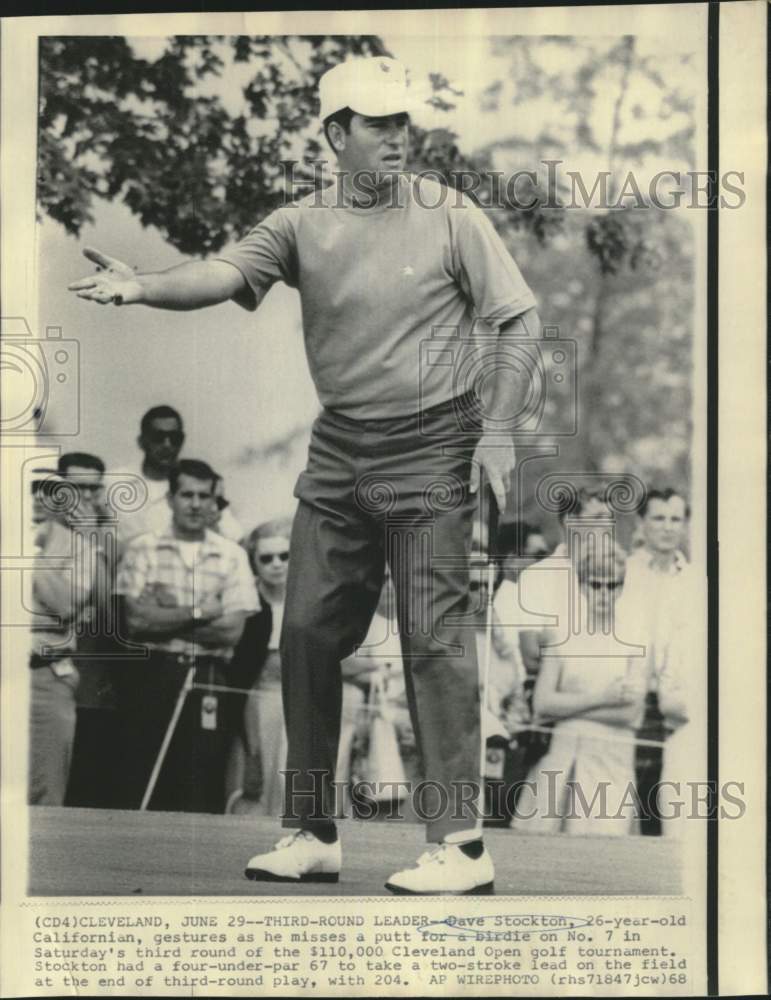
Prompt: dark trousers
<box><xmin>281</xmin><ymin>396</ymin><xmax>483</xmax><ymax>842</ymax></box>
<box><xmin>635</xmin><ymin>691</ymin><xmax>666</xmax><ymax>836</ymax></box>
<box><xmin>65</xmin><ymin>707</ymin><xmax>120</xmax><ymax>808</ymax></box>
<box><xmin>116</xmin><ymin>653</ymin><xmax>240</xmax><ymax>813</ymax></box>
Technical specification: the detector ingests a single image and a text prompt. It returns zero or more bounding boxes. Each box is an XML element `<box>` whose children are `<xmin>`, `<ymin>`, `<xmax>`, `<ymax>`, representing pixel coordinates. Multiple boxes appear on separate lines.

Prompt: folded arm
<box><xmin>124</xmin><ymin>594</ymin><xmax>246</xmax><ymax>649</ymax></box>
<box><xmin>177</xmin><ymin>612</ymin><xmax>247</xmax><ymax>649</ymax></box>
<box><xmin>533</xmin><ymin>659</ymin><xmax>639</xmax><ymax>725</ymax></box>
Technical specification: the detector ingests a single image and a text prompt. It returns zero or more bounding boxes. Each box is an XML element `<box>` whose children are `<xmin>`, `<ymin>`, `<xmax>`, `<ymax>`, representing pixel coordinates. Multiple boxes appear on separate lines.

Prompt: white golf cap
<box><xmin>319</xmin><ymin>57</ymin><xmax>415</xmax><ymax>121</ymax></box>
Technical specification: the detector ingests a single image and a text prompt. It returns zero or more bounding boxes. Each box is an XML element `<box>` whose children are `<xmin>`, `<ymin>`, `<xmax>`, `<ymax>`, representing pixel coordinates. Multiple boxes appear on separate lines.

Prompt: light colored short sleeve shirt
<box><xmin>115</xmin><ymin>529</ymin><xmax>259</xmax><ymax>658</ymax></box>
<box><xmin>216</xmin><ymin>174</ymin><xmax>537</xmax><ymax>419</ymax></box>
<box><xmin>494</xmin><ymin>549</ymin><xmax>573</xmax><ymax>642</ymax></box>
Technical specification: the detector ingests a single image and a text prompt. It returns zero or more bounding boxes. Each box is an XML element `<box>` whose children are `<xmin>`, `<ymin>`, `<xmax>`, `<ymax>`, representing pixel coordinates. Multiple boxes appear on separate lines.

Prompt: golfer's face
<box><xmin>343</xmin><ymin>112</ymin><xmax>409</xmax><ymax>177</ymax></box>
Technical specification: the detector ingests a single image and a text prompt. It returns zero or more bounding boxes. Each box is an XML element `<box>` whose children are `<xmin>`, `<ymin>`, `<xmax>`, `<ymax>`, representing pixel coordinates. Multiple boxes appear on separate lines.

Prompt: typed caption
<box><xmin>22</xmin><ymin>899</ymin><xmax>696</xmax><ymax>997</ymax></box>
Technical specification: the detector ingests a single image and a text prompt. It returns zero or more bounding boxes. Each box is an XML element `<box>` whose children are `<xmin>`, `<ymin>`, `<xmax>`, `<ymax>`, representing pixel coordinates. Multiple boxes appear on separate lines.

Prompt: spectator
<box><xmin>492</xmin><ymin>488</ymin><xmax>614</xmax><ymax>791</ymax></box>
<box><xmin>513</xmin><ymin>544</ymin><xmax>647</xmax><ymax>836</ymax></box>
<box><xmin>522</xmin><ymin>526</ymin><xmax>550</xmax><ymax>560</ymax></box>
<box><xmin>623</xmin><ymin>487</ymin><xmax>699</xmax><ymax>835</ymax></box>
<box><xmin>115</xmin><ymin>459</ymin><xmax>258</xmax><ymax>812</ymax></box>
<box><xmin>113</xmin><ymin>405</ymin><xmax>185</xmax><ymax>547</ymax></box>
<box><xmin>206</xmin><ymin>474</ymin><xmax>245</xmax><ymax>543</ymax></box>
<box><xmin>28</xmin><ymin>470</ymin><xmax>98</xmax><ymax>805</ymax></box>
<box><xmin>55</xmin><ymin>453</ymin><xmax>119</xmax><ymax>809</ymax></box>
<box><xmin>57</xmin><ymin>452</ymin><xmax>108</xmax><ymax>525</ymax></box>
<box><xmin>225</xmin><ymin>518</ymin><xmax>292</xmax><ymax>816</ymax></box>
<box><xmin>624</xmin><ymin>488</ymin><xmax>694</xmax><ymax>656</ymax></box>
<box><xmin>493</xmin><ymin>488</ymin><xmax>614</xmax><ymax>680</ymax></box>
<box><xmin>496</xmin><ymin>521</ymin><xmax>550</xmax><ymax>582</ymax></box>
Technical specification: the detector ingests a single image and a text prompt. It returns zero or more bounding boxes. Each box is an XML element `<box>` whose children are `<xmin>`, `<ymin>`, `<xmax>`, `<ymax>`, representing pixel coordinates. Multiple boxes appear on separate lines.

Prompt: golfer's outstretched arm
<box><xmin>68</xmin><ymin>246</ymin><xmax>263</xmax><ymax>312</ymax></box>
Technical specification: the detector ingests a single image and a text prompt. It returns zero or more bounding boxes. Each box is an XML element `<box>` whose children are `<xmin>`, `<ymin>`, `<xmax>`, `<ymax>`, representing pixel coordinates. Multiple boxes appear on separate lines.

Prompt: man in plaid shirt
<box><xmin>115</xmin><ymin>458</ymin><xmax>258</xmax><ymax>812</ymax></box>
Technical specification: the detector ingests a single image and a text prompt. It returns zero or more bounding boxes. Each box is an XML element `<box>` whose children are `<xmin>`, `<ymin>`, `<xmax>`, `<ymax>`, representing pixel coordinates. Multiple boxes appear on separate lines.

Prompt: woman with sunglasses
<box><xmin>513</xmin><ymin>544</ymin><xmax>648</xmax><ymax>836</ymax></box>
<box><xmin>225</xmin><ymin>518</ymin><xmax>292</xmax><ymax>815</ymax></box>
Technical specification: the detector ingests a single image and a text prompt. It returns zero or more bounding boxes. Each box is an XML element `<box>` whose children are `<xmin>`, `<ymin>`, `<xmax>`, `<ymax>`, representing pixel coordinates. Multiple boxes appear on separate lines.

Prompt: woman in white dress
<box><xmin>513</xmin><ymin>543</ymin><xmax>648</xmax><ymax>836</ymax></box>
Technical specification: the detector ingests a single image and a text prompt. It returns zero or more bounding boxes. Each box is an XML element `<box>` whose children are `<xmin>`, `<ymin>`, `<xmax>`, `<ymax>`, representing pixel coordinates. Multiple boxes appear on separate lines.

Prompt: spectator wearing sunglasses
<box><xmin>494</xmin><ymin>490</ymin><xmax>613</xmax><ymax>681</ymax></box>
<box><xmin>28</xmin><ymin>469</ymin><xmax>99</xmax><ymax>806</ymax></box>
<box><xmin>513</xmin><ymin>543</ymin><xmax>647</xmax><ymax>837</ymax></box>
<box><xmin>225</xmin><ymin>519</ymin><xmax>293</xmax><ymax>816</ymax></box>
<box><xmin>113</xmin><ymin>405</ymin><xmax>185</xmax><ymax>548</ymax></box>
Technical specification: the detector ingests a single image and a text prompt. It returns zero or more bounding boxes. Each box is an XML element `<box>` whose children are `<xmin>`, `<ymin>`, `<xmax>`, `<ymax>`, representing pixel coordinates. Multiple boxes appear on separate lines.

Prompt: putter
<box><xmin>478</xmin><ymin>485</ymin><xmax>499</xmax><ymax>827</ymax></box>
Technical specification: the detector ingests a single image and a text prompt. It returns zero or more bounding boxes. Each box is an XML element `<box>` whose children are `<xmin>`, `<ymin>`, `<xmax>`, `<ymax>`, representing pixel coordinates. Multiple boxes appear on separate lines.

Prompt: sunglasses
<box><xmin>147</xmin><ymin>429</ymin><xmax>184</xmax><ymax>446</ymax></box>
<box><xmin>586</xmin><ymin>579</ymin><xmax>624</xmax><ymax>591</ymax></box>
<box><xmin>258</xmin><ymin>551</ymin><xmax>289</xmax><ymax>565</ymax></box>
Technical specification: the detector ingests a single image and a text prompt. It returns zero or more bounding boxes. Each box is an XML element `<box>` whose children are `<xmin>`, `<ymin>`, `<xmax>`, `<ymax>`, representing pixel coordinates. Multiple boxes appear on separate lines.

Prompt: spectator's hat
<box><xmin>319</xmin><ymin>57</ymin><xmax>416</xmax><ymax>121</ymax></box>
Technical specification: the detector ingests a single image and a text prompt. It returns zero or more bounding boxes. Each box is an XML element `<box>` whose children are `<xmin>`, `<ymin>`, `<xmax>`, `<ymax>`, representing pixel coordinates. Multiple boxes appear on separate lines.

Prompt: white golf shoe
<box><xmin>245</xmin><ymin>830</ymin><xmax>341</xmax><ymax>883</ymax></box>
<box><xmin>385</xmin><ymin>842</ymin><xmax>495</xmax><ymax>895</ymax></box>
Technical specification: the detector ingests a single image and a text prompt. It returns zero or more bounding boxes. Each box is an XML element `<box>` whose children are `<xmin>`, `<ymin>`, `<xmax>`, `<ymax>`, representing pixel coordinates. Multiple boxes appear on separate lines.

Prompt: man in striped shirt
<box><xmin>115</xmin><ymin>459</ymin><xmax>258</xmax><ymax>812</ymax></box>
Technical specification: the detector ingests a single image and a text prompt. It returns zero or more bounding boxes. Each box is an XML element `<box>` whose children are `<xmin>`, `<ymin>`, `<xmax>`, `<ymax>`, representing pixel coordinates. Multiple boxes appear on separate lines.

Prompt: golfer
<box><xmin>69</xmin><ymin>56</ymin><xmax>539</xmax><ymax>895</ymax></box>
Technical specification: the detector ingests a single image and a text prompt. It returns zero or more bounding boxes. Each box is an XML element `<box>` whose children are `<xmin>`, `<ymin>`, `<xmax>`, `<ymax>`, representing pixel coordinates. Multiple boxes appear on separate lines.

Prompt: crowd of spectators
<box><xmin>28</xmin><ymin>405</ymin><xmax>699</xmax><ymax>839</ymax></box>
<box><xmin>488</xmin><ymin>487</ymin><xmax>699</xmax><ymax>837</ymax></box>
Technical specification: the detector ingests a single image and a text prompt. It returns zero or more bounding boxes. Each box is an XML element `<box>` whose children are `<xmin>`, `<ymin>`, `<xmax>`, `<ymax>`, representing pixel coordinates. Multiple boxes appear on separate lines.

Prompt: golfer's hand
<box><xmin>470</xmin><ymin>434</ymin><xmax>515</xmax><ymax>512</ymax></box>
<box><xmin>68</xmin><ymin>246</ymin><xmax>143</xmax><ymax>305</ymax></box>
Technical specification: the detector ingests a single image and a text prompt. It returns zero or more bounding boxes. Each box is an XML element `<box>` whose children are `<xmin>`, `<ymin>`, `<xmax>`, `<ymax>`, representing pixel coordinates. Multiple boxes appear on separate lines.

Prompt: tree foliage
<box><xmin>39</xmin><ymin>35</ymin><xmax>388</xmax><ymax>254</ymax></box>
<box><xmin>481</xmin><ymin>34</ymin><xmax>697</xmax><ymax>493</ymax></box>
<box><xmin>38</xmin><ymin>34</ymin><xmax>556</xmax><ymax>254</ymax></box>
<box><xmin>481</xmin><ymin>35</ymin><xmax>696</xmax><ymax>273</ymax></box>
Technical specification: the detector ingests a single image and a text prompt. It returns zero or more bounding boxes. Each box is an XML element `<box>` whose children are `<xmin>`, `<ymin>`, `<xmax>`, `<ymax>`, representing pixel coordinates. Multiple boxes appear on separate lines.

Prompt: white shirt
<box><xmin>110</xmin><ymin>464</ymin><xmax>172</xmax><ymax>548</ymax></box>
<box><xmin>622</xmin><ymin>547</ymin><xmax>699</xmax><ymax>680</ymax></box>
<box><xmin>493</xmin><ymin>543</ymin><xmax>573</xmax><ymax>645</ymax></box>
<box><xmin>176</xmin><ymin>539</ymin><xmax>203</xmax><ymax>569</ymax></box>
